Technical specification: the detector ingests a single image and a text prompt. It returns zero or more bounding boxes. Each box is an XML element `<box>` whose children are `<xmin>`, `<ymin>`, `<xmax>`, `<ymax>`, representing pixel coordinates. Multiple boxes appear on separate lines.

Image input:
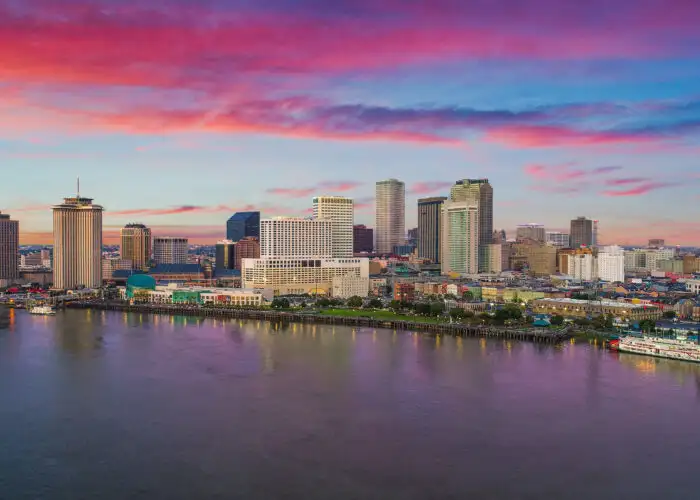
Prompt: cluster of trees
<box><xmin>270</xmin><ymin>298</ymin><xmax>290</xmax><ymax>309</ymax></box>
<box><xmin>638</xmin><ymin>319</ymin><xmax>657</xmax><ymax>333</ymax></box>
<box><xmin>346</xmin><ymin>296</ymin><xmax>383</xmax><ymax>309</ymax></box>
<box><xmin>571</xmin><ymin>314</ymin><xmax>615</xmax><ymax>330</ymax></box>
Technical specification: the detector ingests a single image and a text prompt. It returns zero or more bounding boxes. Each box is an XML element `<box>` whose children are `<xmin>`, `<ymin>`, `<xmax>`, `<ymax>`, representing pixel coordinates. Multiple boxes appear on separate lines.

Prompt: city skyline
<box><xmin>1</xmin><ymin>0</ymin><xmax>699</xmax><ymax>245</ymax></box>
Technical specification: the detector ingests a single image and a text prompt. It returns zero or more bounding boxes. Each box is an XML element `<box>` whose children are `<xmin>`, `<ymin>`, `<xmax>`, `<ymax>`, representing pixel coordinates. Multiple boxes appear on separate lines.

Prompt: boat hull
<box><xmin>617</xmin><ymin>336</ymin><xmax>700</xmax><ymax>363</ymax></box>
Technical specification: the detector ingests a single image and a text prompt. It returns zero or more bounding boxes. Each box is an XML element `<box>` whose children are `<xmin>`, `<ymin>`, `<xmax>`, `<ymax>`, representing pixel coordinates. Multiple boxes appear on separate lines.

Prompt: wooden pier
<box><xmin>69</xmin><ymin>302</ymin><xmax>571</xmax><ymax>344</ymax></box>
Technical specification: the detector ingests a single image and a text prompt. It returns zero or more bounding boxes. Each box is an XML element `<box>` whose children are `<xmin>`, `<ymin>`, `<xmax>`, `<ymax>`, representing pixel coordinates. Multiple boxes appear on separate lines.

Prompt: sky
<box><xmin>1</xmin><ymin>0</ymin><xmax>699</xmax><ymax>246</ymax></box>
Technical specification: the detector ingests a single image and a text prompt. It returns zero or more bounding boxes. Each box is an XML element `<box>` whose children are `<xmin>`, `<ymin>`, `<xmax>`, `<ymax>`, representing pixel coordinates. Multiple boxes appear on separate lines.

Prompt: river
<box><xmin>1</xmin><ymin>309</ymin><xmax>699</xmax><ymax>499</ymax></box>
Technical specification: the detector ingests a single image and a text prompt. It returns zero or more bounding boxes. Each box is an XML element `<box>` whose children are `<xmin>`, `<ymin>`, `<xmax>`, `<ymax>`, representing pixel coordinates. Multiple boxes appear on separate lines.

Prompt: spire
<box><xmin>77</xmin><ymin>176</ymin><xmax>80</xmax><ymax>198</ymax></box>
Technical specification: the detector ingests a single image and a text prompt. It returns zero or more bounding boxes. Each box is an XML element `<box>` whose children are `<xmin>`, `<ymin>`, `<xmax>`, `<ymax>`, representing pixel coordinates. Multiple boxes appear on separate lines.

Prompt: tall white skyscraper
<box><xmin>153</xmin><ymin>237</ymin><xmax>188</xmax><ymax>265</ymax></box>
<box><xmin>450</xmin><ymin>179</ymin><xmax>493</xmax><ymax>271</ymax></box>
<box><xmin>598</xmin><ymin>245</ymin><xmax>625</xmax><ymax>283</ymax></box>
<box><xmin>312</xmin><ymin>196</ymin><xmax>354</xmax><ymax>257</ymax></box>
<box><xmin>375</xmin><ymin>179</ymin><xmax>405</xmax><ymax>254</ymax></box>
<box><xmin>52</xmin><ymin>187</ymin><xmax>103</xmax><ymax>289</ymax></box>
<box><xmin>260</xmin><ymin>217</ymin><xmax>332</xmax><ymax>257</ymax></box>
<box><xmin>441</xmin><ymin>201</ymin><xmax>479</xmax><ymax>275</ymax></box>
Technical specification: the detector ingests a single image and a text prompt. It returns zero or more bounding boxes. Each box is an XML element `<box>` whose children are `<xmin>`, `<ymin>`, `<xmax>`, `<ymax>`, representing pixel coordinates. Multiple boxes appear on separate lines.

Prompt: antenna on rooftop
<box><xmin>77</xmin><ymin>176</ymin><xmax>80</xmax><ymax>198</ymax></box>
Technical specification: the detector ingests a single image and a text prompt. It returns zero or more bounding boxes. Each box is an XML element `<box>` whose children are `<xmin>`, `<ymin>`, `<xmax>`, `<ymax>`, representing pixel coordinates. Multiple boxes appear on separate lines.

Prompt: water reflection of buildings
<box><xmin>54</xmin><ymin>309</ymin><xmax>106</xmax><ymax>354</ymax></box>
<box><xmin>617</xmin><ymin>352</ymin><xmax>700</xmax><ymax>389</ymax></box>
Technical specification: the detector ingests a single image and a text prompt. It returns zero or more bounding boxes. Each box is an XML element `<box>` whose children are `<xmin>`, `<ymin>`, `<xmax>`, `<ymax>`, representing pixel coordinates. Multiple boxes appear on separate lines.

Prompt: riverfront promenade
<box><xmin>67</xmin><ymin>301</ymin><xmax>572</xmax><ymax>344</ymax></box>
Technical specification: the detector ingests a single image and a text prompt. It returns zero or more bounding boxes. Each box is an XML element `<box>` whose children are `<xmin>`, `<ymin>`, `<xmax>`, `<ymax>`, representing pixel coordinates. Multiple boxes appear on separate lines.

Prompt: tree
<box><xmin>347</xmin><ymin>296</ymin><xmax>363</xmax><ymax>308</ymax></box>
<box><xmin>415</xmin><ymin>303</ymin><xmax>431</xmax><ymax>316</ymax></box>
<box><xmin>462</xmin><ymin>290</ymin><xmax>474</xmax><ymax>301</ymax></box>
<box><xmin>368</xmin><ymin>298</ymin><xmax>383</xmax><ymax>309</ymax></box>
<box><xmin>638</xmin><ymin>319</ymin><xmax>656</xmax><ymax>333</ymax></box>
<box><xmin>388</xmin><ymin>299</ymin><xmax>401</xmax><ymax>311</ymax></box>
<box><xmin>450</xmin><ymin>308</ymin><xmax>467</xmax><ymax>320</ymax></box>
<box><xmin>663</xmin><ymin>310</ymin><xmax>677</xmax><ymax>319</ymax></box>
<box><xmin>430</xmin><ymin>301</ymin><xmax>445</xmax><ymax>317</ymax></box>
<box><xmin>316</xmin><ymin>298</ymin><xmax>331</xmax><ymax>307</ymax></box>
<box><xmin>271</xmin><ymin>297</ymin><xmax>290</xmax><ymax>309</ymax></box>
<box><xmin>550</xmin><ymin>314</ymin><xmax>564</xmax><ymax>326</ymax></box>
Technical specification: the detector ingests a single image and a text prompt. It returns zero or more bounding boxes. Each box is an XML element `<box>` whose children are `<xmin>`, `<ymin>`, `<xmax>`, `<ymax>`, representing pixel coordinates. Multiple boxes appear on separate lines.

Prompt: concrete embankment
<box><xmin>69</xmin><ymin>302</ymin><xmax>571</xmax><ymax>344</ymax></box>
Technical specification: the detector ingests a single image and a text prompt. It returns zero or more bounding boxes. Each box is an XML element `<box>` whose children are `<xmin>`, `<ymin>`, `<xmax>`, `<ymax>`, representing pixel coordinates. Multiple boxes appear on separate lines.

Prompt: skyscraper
<box><xmin>260</xmin><ymin>218</ymin><xmax>332</xmax><ymax>257</ymax></box>
<box><xmin>226</xmin><ymin>212</ymin><xmax>260</xmax><ymax>242</ymax></box>
<box><xmin>515</xmin><ymin>223</ymin><xmax>546</xmax><ymax>242</ymax></box>
<box><xmin>546</xmin><ymin>231</ymin><xmax>570</xmax><ymax>247</ymax></box>
<box><xmin>312</xmin><ymin>196</ymin><xmax>354</xmax><ymax>257</ymax></box>
<box><xmin>52</xmin><ymin>188</ymin><xmax>103</xmax><ymax>289</ymax></box>
<box><xmin>450</xmin><ymin>179</ymin><xmax>493</xmax><ymax>271</ymax></box>
<box><xmin>570</xmin><ymin>217</ymin><xmax>593</xmax><ymax>249</ymax></box>
<box><xmin>215</xmin><ymin>240</ymin><xmax>236</xmax><ymax>272</ymax></box>
<box><xmin>234</xmin><ymin>237</ymin><xmax>260</xmax><ymax>270</ymax></box>
<box><xmin>375</xmin><ymin>179</ymin><xmax>405</xmax><ymax>254</ymax></box>
<box><xmin>0</xmin><ymin>211</ymin><xmax>19</xmax><ymax>286</ymax></box>
<box><xmin>353</xmin><ymin>225</ymin><xmax>373</xmax><ymax>253</ymax></box>
<box><xmin>441</xmin><ymin>201</ymin><xmax>479</xmax><ymax>275</ymax></box>
<box><xmin>153</xmin><ymin>237</ymin><xmax>188</xmax><ymax>265</ymax></box>
<box><xmin>120</xmin><ymin>223</ymin><xmax>151</xmax><ymax>270</ymax></box>
<box><xmin>417</xmin><ymin>197</ymin><xmax>446</xmax><ymax>263</ymax></box>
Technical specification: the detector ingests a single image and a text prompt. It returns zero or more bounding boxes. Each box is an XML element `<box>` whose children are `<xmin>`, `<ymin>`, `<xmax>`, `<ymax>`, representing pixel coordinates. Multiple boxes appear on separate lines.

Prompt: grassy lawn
<box><xmin>318</xmin><ymin>308</ymin><xmax>444</xmax><ymax>324</ymax></box>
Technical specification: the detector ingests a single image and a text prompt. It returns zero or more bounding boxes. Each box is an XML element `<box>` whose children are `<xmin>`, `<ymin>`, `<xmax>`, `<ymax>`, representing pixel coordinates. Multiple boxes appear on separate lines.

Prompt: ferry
<box><xmin>28</xmin><ymin>305</ymin><xmax>56</xmax><ymax>316</ymax></box>
<box><xmin>608</xmin><ymin>332</ymin><xmax>700</xmax><ymax>363</ymax></box>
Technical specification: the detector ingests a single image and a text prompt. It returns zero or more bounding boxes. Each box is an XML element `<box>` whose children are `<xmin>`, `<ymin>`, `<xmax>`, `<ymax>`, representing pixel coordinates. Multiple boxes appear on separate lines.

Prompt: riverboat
<box><xmin>608</xmin><ymin>332</ymin><xmax>700</xmax><ymax>363</ymax></box>
<box><xmin>28</xmin><ymin>305</ymin><xmax>56</xmax><ymax>316</ymax></box>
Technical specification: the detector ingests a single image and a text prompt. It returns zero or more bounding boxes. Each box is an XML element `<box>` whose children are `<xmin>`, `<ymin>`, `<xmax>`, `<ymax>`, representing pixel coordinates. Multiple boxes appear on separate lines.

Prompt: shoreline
<box><xmin>68</xmin><ymin>302</ymin><xmax>571</xmax><ymax>344</ymax></box>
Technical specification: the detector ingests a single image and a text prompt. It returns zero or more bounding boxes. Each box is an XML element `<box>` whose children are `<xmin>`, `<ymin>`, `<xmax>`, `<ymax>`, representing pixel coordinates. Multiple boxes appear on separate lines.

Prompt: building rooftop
<box><xmin>534</xmin><ymin>297</ymin><xmax>651</xmax><ymax>309</ymax></box>
<box><xmin>227</xmin><ymin>211</ymin><xmax>259</xmax><ymax>221</ymax></box>
<box><xmin>150</xmin><ymin>264</ymin><xmax>202</xmax><ymax>274</ymax></box>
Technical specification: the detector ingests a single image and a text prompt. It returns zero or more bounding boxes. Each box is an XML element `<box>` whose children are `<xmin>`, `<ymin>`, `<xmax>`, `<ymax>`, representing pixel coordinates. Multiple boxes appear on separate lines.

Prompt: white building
<box><xmin>312</xmin><ymin>196</ymin><xmax>354</xmax><ymax>258</ymax></box>
<box><xmin>375</xmin><ymin>179</ymin><xmax>405</xmax><ymax>254</ymax></box>
<box><xmin>52</xmin><ymin>193</ymin><xmax>103</xmax><ymax>289</ymax></box>
<box><xmin>242</xmin><ymin>257</ymin><xmax>369</xmax><ymax>296</ymax></box>
<box><xmin>441</xmin><ymin>201</ymin><xmax>479</xmax><ymax>275</ymax></box>
<box><xmin>332</xmin><ymin>276</ymin><xmax>370</xmax><ymax>298</ymax></box>
<box><xmin>571</xmin><ymin>253</ymin><xmax>596</xmax><ymax>281</ymax></box>
<box><xmin>153</xmin><ymin>237</ymin><xmax>188</xmax><ymax>265</ymax></box>
<box><xmin>686</xmin><ymin>280</ymin><xmax>700</xmax><ymax>294</ymax></box>
<box><xmin>260</xmin><ymin>217</ymin><xmax>332</xmax><ymax>258</ymax></box>
<box><xmin>598</xmin><ymin>245</ymin><xmax>625</xmax><ymax>283</ymax></box>
<box><xmin>546</xmin><ymin>231</ymin><xmax>570</xmax><ymax>247</ymax></box>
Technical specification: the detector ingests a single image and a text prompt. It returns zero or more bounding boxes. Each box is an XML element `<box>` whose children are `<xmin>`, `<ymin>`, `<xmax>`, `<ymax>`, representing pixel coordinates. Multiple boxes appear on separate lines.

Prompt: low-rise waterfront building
<box><xmin>120</xmin><ymin>282</ymin><xmax>266</xmax><ymax>306</ymax></box>
<box><xmin>530</xmin><ymin>298</ymin><xmax>661</xmax><ymax>320</ymax></box>
<box><xmin>332</xmin><ymin>276</ymin><xmax>370</xmax><ymax>299</ymax></box>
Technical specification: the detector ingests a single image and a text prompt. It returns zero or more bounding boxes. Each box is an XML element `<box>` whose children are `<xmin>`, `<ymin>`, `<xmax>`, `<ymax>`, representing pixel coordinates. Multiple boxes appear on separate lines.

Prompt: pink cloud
<box><xmin>267</xmin><ymin>181</ymin><xmax>363</xmax><ymax>198</ymax></box>
<box><xmin>266</xmin><ymin>188</ymin><xmax>316</xmax><ymax>198</ymax></box>
<box><xmin>602</xmin><ymin>182</ymin><xmax>676</xmax><ymax>197</ymax></box>
<box><xmin>604</xmin><ymin>177</ymin><xmax>650</xmax><ymax>186</ymax></box>
<box><xmin>487</xmin><ymin>125</ymin><xmax>658</xmax><ymax>149</ymax></box>
<box><xmin>409</xmin><ymin>181</ymin><xmax>454</xmax><ymax>195</ymax></box>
